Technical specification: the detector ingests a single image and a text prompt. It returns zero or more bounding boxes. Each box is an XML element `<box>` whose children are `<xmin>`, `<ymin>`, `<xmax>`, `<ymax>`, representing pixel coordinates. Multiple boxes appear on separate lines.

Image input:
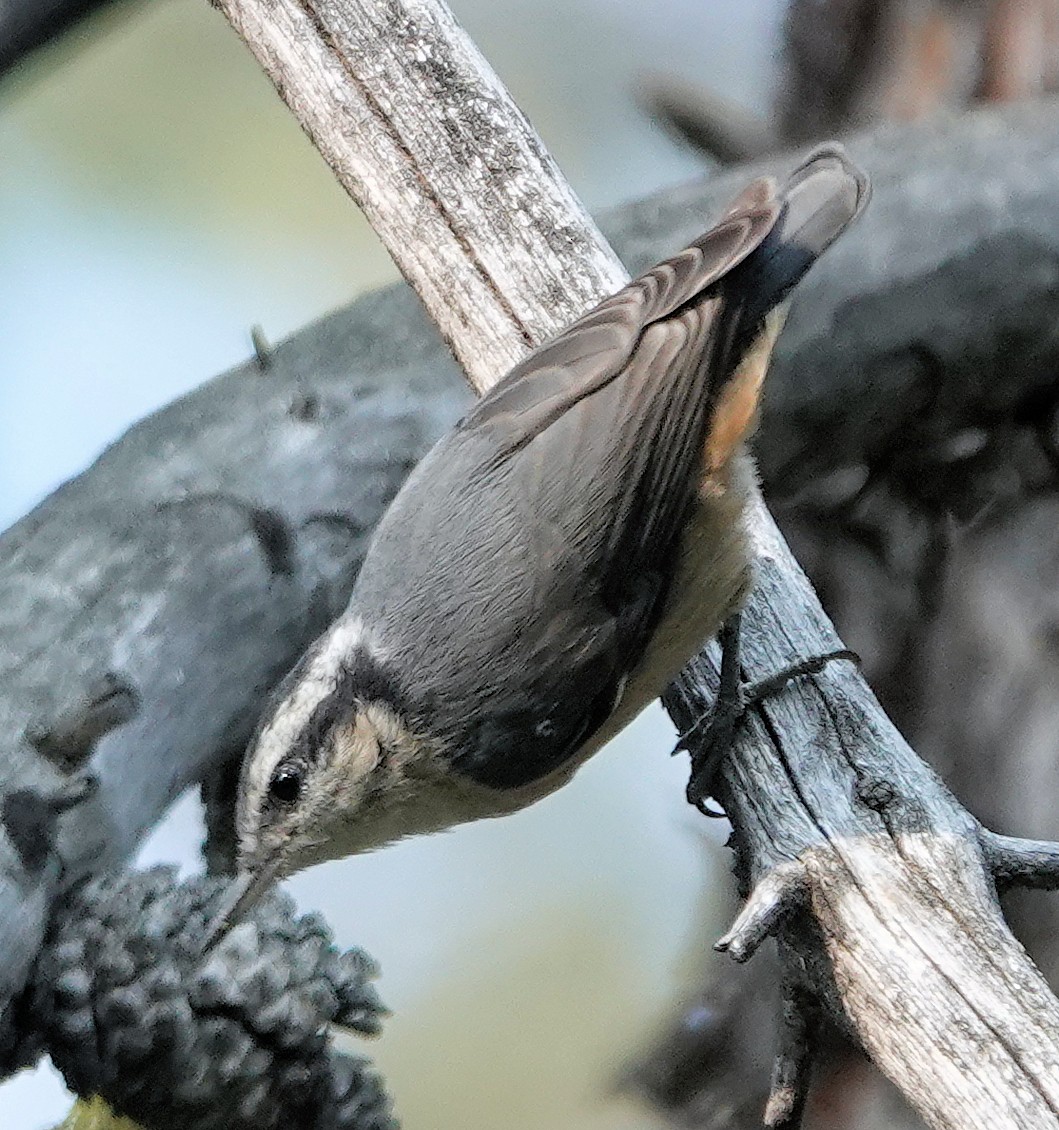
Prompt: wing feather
<box><xmin>458</xmin><ymin>200</ymin><xmax>779</xmax><ymax>456</ymax></box>
<box><xmin>432</xmin><ymin>202</ymin><xmax>783</xmax><ymax>787</ymax></box>
<box><xmin>353</xmin><ymin>153</ymin><xmax>867</xmax><ymax>791</ymax></box>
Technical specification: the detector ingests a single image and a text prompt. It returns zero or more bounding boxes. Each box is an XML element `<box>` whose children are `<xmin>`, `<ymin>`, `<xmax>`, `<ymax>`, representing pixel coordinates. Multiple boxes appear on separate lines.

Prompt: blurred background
<box><xmin>0</xmin><ymin>1</ymin><xmax>787</xmax><ymax>1126</ymax></box>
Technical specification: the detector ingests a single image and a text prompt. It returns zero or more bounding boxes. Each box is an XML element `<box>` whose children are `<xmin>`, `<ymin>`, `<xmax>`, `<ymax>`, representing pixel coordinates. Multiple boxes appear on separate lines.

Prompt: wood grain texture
<box><xmin>213</xmin><ymin>0</ymin><xmax>627</xmax><ymax>389</ymax></box>
<box><xmin>666</xmin><ymin>510</ymin><xmax>1059</xmax><ymax>1128</ymax></box>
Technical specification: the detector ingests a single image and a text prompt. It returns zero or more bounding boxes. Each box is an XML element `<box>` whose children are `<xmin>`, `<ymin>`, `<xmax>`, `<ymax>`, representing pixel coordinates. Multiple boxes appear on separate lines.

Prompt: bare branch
<box><xmin>764</xmin><ymin>981</ymin><xmax>820</xmax><ymax>1130</ymax></box>
<box><xmin>983</xmin><ymin>830</ymin><xmax>1059</xmax><ymax>890</ymax></box>
<box><xmin>715</xmin><ymin>863</ymin><xmax>807</xmax><ymax>964</ymax></box>
<box><xmin>213</xmin><ymin>0</ymin><xmax>627</xmax><ymax>389</ymax></box>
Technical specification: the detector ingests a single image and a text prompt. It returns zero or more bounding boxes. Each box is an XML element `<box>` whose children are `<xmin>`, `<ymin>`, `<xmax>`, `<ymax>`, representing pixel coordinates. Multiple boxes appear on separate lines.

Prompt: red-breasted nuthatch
<box><xmin>215</xmin><ymin>146</ymin><xmax>869</xmax><ymax>930</ymax></box>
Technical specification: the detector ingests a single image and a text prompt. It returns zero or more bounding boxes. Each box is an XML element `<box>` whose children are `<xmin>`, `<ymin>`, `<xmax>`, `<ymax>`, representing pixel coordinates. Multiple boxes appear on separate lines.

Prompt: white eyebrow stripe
<box><xmin>238</xmin><ymin>615</ymin><xmax>377</xmax><ymax>854</ymax></box>
<box><xmin>254</xmin><ymin>616</ymin><xmax>377</xmax><ymax>763</ymax></box>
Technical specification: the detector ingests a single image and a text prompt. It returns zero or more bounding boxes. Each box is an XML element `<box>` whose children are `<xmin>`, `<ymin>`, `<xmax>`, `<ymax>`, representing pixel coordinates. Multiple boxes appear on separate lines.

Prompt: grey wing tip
<box><xmin>786</xmin><ymin>141</ymin><xmax>867</xmax><ymax>229</ymax></box>
<box><xmin>799</xmin><ymin>141</ymin><xmax>871</xmax><ymax>207</ymax></box>
<box><xmin>723</xmin><ymin>144</ymin><xmax>869</xmax><ymax>331</ymax></box>
<box><xmin>781</xmin><ymin>142</ymin><xmax>872</xmax><ymax>255</ymax></box>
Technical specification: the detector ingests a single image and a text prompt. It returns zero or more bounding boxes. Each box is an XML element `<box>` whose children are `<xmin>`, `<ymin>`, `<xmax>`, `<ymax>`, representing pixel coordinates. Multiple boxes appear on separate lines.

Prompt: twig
<box><xmin>637</xmin><ymin>72</ymin><xmax>775</xmax><ymax>165</ymax></box>
<box><xmin>714</xmin><ymin>863</ymin><xmax>807</xmax><ymax>963</ymax></box>
<box><xmin>982</xmin><ymin>830</ymin><xmax>1059</xmax><ymax>890</ymax></box>
<box><xmin>764</xmin><ymin>980</ymin><xmax>820</xmax><ymax>1130</ymax></box>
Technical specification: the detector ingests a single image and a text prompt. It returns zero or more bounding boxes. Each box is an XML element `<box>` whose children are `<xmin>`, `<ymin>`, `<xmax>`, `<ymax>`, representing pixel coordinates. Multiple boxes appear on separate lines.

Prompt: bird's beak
<box><xmin>201</xmin><ymin>853</ymin><xmax>284</xmax><ymax>952</ymax></box>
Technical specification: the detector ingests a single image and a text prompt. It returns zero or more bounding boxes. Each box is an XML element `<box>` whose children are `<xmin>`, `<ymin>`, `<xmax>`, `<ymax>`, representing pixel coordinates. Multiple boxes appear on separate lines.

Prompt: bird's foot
<box><xmin>675</xmin><ymin>612</ymin><xmax>858</xmax><ymax>816</ymax></box>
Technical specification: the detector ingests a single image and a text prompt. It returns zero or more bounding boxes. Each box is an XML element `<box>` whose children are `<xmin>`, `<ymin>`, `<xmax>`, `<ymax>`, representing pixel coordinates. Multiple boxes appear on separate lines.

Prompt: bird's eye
<box><xmin>268</xmin><ymin>762</ymin><xmax>305</xmax><ymax>806</ymax></box>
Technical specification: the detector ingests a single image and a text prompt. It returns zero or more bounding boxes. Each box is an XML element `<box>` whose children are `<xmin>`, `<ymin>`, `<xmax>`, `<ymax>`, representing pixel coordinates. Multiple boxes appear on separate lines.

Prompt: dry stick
<box><xmin>212</xmin><ymin>2</ymin><xmax>1059</xmax><ymax>1126</ymax></box>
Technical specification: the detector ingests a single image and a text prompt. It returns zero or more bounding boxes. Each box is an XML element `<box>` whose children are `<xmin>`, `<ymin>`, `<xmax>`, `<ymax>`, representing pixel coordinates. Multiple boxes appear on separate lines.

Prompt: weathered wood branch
<box><xmin>202</xmin><ymin>2</ymin><xmax>1059</xmax><ymax>1123</ymax></box>
<box><xmin>215</xmin><ymin>0</ymin><xmax>627</xmax><ymax>387</ymax></box>
<box><xmin>664</xmin><ymin>541</ymin><xmax>1059</xmax><ymax>1128</ymax></box>
<box><xmin>984</xmin><ymin>832</ymin><xmax>1059</xmax><ymax>891</ymax></box>
<box><xmin>629</xmin><ymin>359</ymin><xmax>1059</xmax><ymax>1127</ymax></box>
<box><xmin>4</xmin><ymin>57</ymin><xmax>1059</xmax><ymax>1121</ymax></box>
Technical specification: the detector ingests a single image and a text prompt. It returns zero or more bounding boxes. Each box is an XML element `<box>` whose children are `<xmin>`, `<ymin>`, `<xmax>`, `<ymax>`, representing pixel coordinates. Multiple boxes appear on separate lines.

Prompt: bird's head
<box><xmin>207</xmin><ymin>617</ymin><xmax>431</xmax><ymax>942</ymax></box>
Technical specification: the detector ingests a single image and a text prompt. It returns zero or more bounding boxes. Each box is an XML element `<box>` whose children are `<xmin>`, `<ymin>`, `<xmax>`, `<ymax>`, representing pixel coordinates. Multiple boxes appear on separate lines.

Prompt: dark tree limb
<box><xmin>983</xmin><ymin>831</ymin><xmax>1059</xmax><ymax>891</ymax></box>
<box><xmin>644</xmin><ymin>0</ymin><xmax>1059</xmax><ymax>165</ymax></box>
<box><xmin>765</xmin><ymin>981</ymin><xmax>819</xmax><ymax>1130</ymax></box>
<box><xmin>0</xmin><ymin>350</ymin><xmax>468</xmax><ymax>1032</ymax></box>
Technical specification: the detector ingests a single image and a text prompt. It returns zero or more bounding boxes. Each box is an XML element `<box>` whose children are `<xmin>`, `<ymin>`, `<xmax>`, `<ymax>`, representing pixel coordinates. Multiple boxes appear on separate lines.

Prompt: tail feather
<box><xmin>459</xmin><ymin>145</ymin><xmax>869</xmax><ymax>463</ymax></box>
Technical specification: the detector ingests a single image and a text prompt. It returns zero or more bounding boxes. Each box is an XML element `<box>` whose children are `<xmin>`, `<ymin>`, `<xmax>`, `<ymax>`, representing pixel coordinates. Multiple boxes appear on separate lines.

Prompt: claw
<box><xmin>677</xmin><ymin>615</ymin><xmax>858</xmax><ymax>819</ymax></box>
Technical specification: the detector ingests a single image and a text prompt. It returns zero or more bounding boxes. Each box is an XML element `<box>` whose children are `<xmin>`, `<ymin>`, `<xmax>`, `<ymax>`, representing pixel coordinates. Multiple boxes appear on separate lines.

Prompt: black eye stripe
<box><xmin>282</xmin><ymin>647</ymin><xmax>414</xmax><ymax>769</ymax></box>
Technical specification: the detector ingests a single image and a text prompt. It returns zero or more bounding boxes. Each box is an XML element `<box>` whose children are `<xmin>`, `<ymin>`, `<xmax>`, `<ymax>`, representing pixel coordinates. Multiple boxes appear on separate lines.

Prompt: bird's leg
<box><xmin>676</xmin><ymin>612</ymin><xmax>858</xmax><ymax>816</ymax></box>
<box><xmin>678</xmin><ymin>613</ymin><xmax>746</xmax><ymax>816</ymax></box>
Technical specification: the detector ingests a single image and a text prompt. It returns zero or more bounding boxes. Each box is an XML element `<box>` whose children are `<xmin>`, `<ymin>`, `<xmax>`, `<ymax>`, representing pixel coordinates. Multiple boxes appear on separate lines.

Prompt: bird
<box><xmin>211</xmin><ymin>145</ymin><xmax>869</xmax><ymax>934</ymax></box>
